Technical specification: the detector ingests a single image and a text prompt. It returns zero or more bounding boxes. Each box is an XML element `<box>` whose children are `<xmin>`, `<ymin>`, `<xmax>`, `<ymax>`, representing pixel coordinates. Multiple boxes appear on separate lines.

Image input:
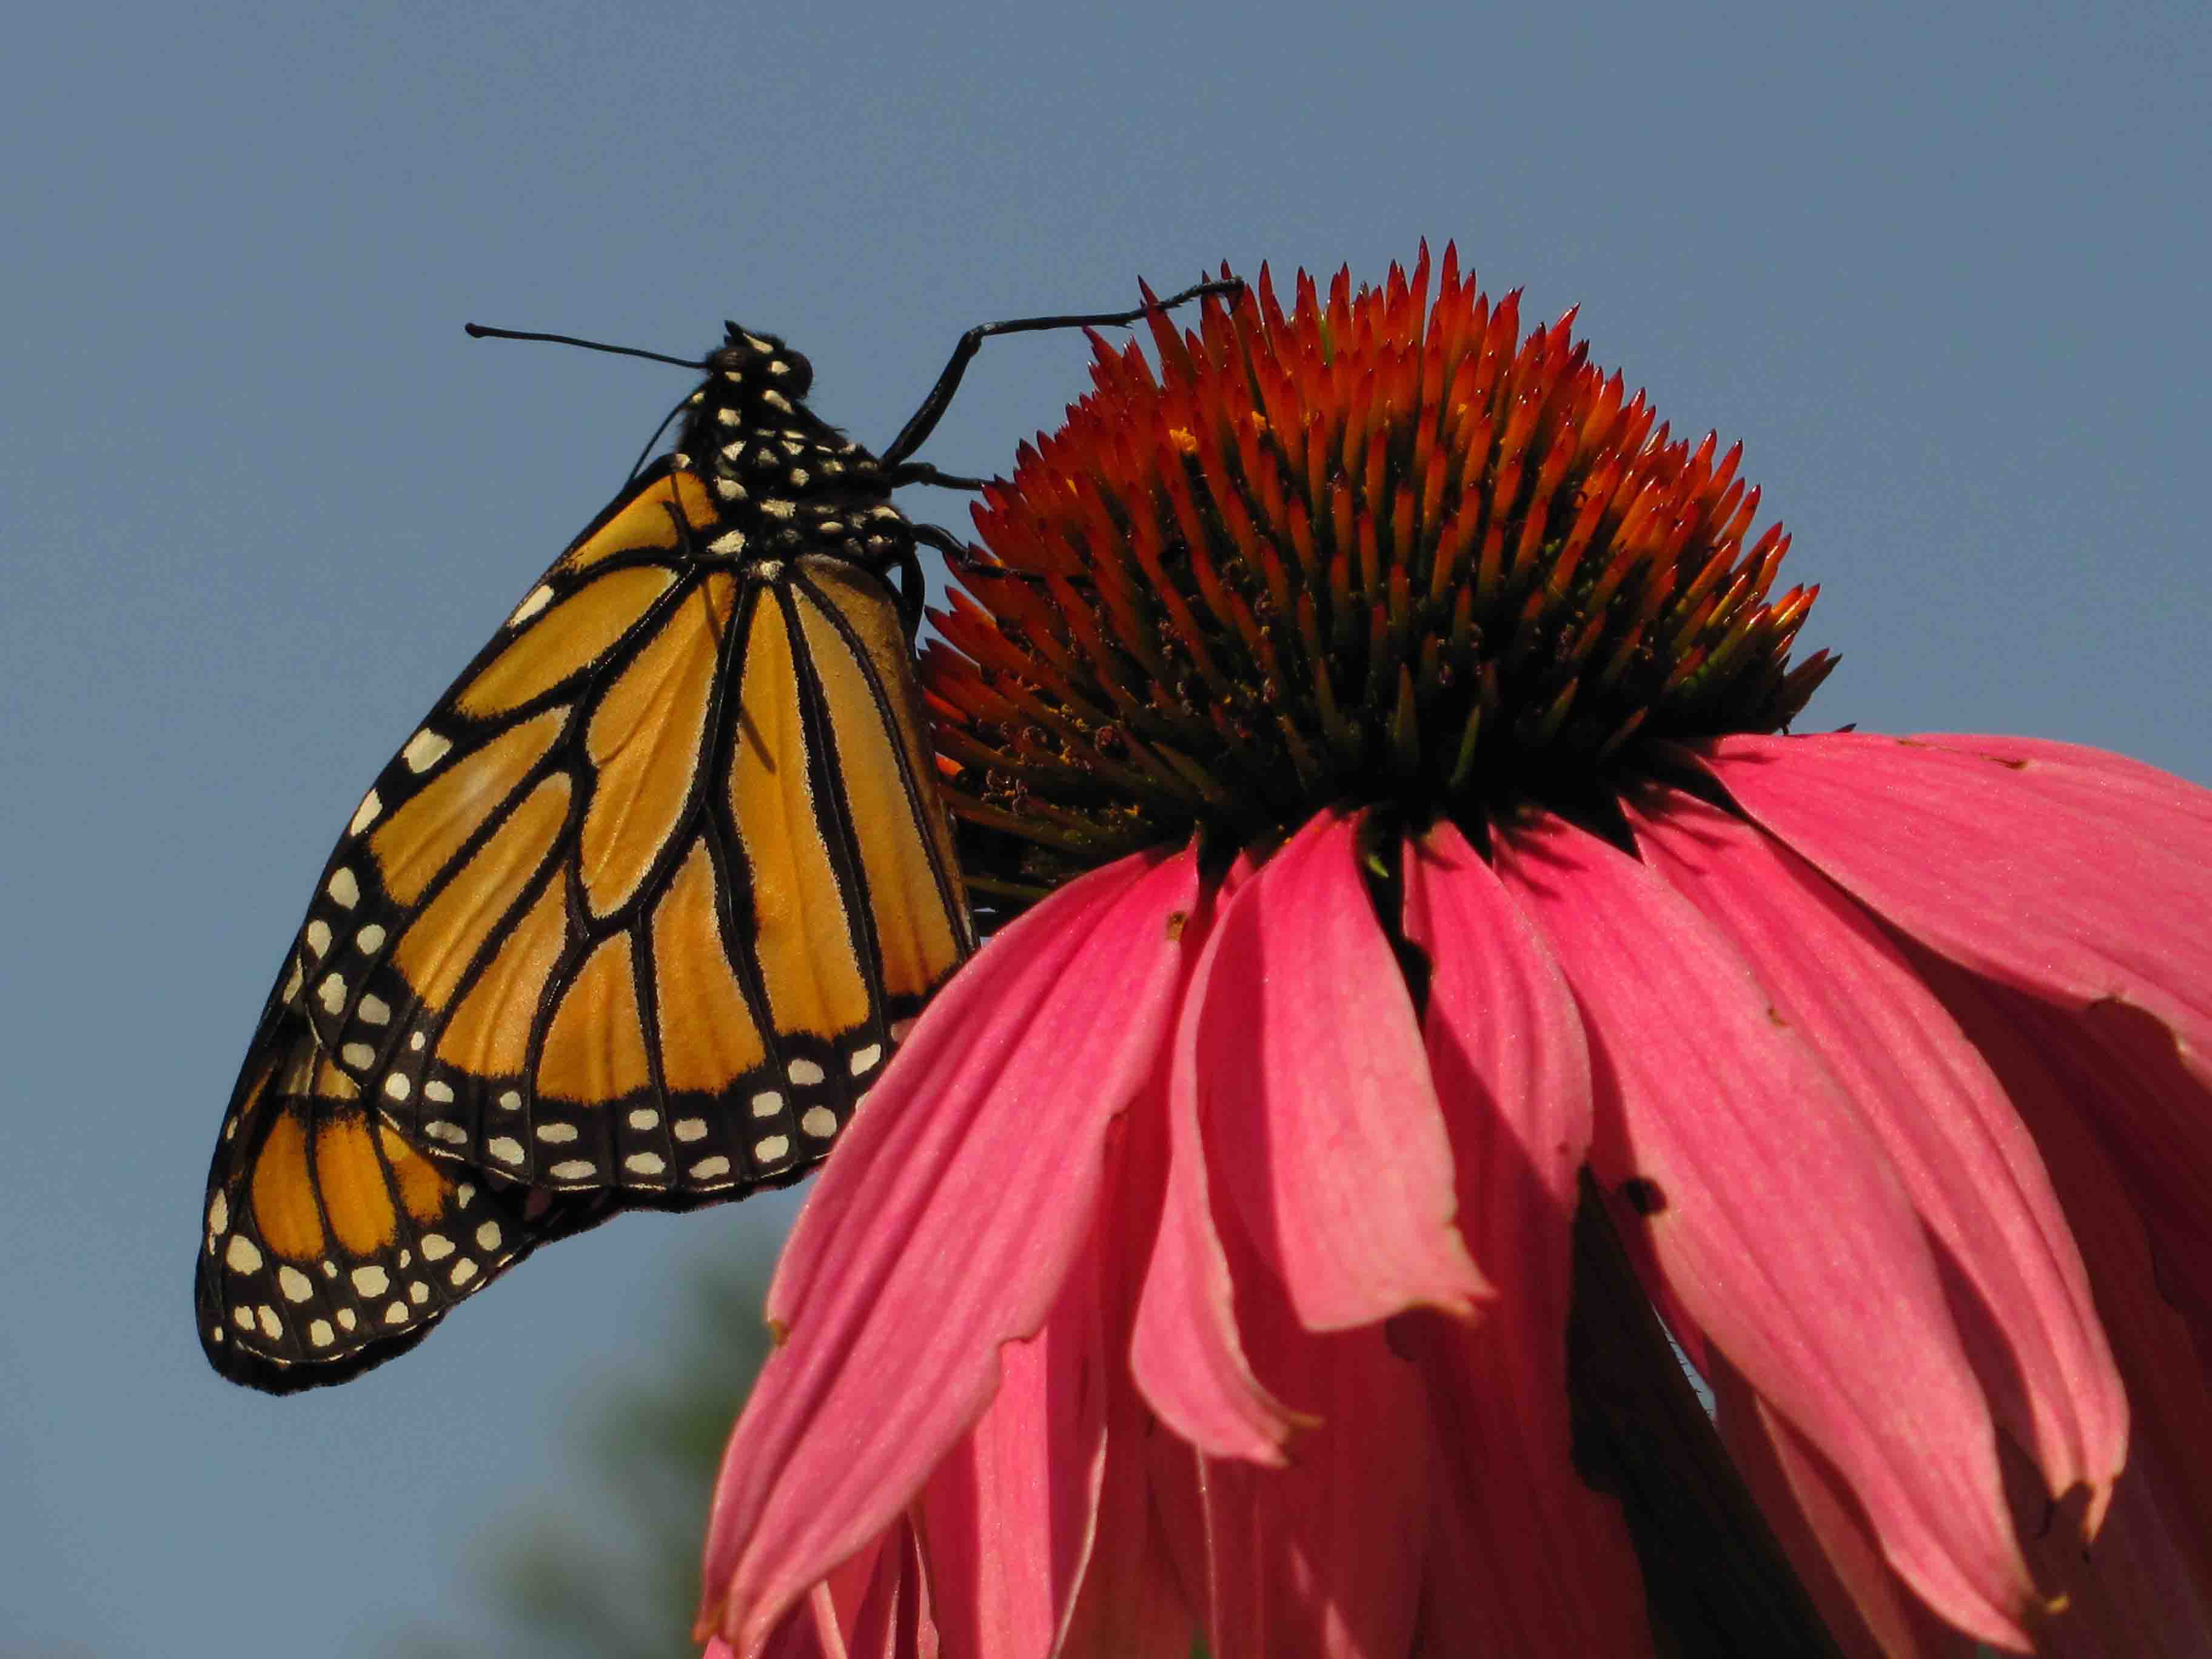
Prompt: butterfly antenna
<box><xmin>463</xmin><ymin>321</ymin><xmax>704</xmax><ymax>370</ymax></box>
<box><xmin>627</xmin><ymin>395</ymin><xmax>695</xmax><ymax>483</ymax></box>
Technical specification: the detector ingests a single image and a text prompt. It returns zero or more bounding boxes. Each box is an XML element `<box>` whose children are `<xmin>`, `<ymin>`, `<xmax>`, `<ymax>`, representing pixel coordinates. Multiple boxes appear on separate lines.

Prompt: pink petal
<box><xmin>1916</xmin><ymin>950</ymin><xmax>2212</xmax><ymax>1638</ymax></box>
<box><xmin>1696</xmin><ymin>732</ymin><xmax>2212</xmax><ymax>1090</ymax></box>
<box><xmin>1057</xmin><ymin>1316</ymin><xmax>1201</xmax><ymax>1658</ymax></box>
<box><xmin>1187</xmin><ymin>809</ymin><xmax>1488</xmax><ymax>1331</ymax></box>
<box><xmin>1904</xmin><ymin>733</ymin><xmax>2212</xmax><ymax>831</ymax></box>
<box><xmin>916</xmin><ymin>1224</ymin><xmax>1108</xmax><ymax>1659</ymax></box>
<box><xmin>1492</xmin><ymin>812</ymin><xmax>2037</xmax><ymax>1649</ymax></box>
<box><xmin>700</xmin><ymin>850</ymin><xmax>1206</xmax><ymax>1652</ymax></box>
<box><xmin>1629</xmin><ymin>787</ymin><xmax>2126</xmax><ymax>1526</ymax></box>
<box><xmin>1396</xmin><ymin>822</ymin><xmax>1652</xmax><ymax>1654</ymax></box>
<box><xmin>1710</xmin><ymin>1356</ymin><xmax>1980</xmax><ymax>1659</ymax></box>
<box><xmin>1189</xmin><ymin>1311</ymin><xmax>1435</xmax><ymax>1658</ymax></box>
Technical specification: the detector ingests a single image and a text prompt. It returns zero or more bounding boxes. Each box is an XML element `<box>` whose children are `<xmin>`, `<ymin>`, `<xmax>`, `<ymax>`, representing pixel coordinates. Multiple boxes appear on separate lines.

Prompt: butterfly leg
<box><xmin>877</xmin><ymin>277</ymin><xmax>1245</xmax><ymax>469</ymax></box>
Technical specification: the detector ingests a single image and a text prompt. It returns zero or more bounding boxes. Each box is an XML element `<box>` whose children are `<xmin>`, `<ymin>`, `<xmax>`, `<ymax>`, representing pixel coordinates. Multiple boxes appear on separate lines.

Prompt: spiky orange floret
<box><xmin>922</xmin><ymin>244</ymin><xmax>1836</xmax><ymax>894</ymax></box>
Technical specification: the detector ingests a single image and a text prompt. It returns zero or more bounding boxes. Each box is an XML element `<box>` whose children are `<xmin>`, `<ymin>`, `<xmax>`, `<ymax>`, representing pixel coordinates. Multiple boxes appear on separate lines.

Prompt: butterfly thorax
<box><xmin>672</xmin><ymin>325</ymin><xmax>910</xmax><ymax>577</ymax></box>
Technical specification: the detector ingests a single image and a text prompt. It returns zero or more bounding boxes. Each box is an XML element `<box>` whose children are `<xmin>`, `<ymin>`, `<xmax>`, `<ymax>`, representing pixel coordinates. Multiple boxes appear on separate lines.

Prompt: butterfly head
<box><xmin>712</xmin><ymin>324</ymin><xmax>814</xmax><ymax>401</ymax></box>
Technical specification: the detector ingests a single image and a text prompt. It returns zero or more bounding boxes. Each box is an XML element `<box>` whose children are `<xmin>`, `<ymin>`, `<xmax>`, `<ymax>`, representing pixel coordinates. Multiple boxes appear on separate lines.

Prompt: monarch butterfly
<box><xmin>196</xmin><ymin>280</ymin><xmax>1241</xmax><ymax>1392</ymax></box>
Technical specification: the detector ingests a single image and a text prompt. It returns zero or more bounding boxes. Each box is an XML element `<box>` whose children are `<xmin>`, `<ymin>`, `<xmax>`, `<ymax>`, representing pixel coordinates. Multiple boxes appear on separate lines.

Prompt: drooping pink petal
<box><xmin>700</xmin><ymin>849</ymin><xmax>1206</xmax><ymax>1652</ymax></box>
<box><xmin>1186</xmin><ymin>809</ymin><xmax>1488</xmax><ymax>1332</ymax></box>
<box><xmin>1188</xmin><ymin>1307</ymin><xmax>1435</xmax><ymax>1658</ymax></box>
<box><xmin>1915</xmin><ymin>948</ymin><xmax>2212</xmax><ymax>1643</ymax></box>
<box><xmin>1396</xmin><ymin>821</ymin><xmax>1652</xmax><ymax>1654</ymax></box>
<box><xmin>916</xmin><ymin>1221</ymin><xmax>1108</xmax><ymax>1659</ymax></box>
<box><xmin>1629</xmin><ymin>787</ymin><xmax>2125</xmax><ymax>1527</ymax></box>
<box><xmin>1492</xmin><ymin>811</ymin><xmax>2037</xmax><ymax>1649</ymax></box>
<box><xmin>1695</xmin><ymin>732</ymin><xmax>2212</xmax><ymax>1090</ymax></box>
<box><xmin>1709</xmin><ymin>1356</ymin><xmax>1980</xmax><ymax>1659</ymax></box>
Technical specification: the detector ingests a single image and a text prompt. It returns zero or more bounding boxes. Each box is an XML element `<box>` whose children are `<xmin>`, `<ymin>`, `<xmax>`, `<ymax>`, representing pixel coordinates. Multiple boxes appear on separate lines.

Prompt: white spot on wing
<box><xmin>402</xmin><ymin>729</ymin><xmax>452</xmax><ymax>773</ymax></box>
<box><xmin>749</xmin><ymin>1091</ymin><xmax>783</xmax><ymax>1116</ymax></box>
<box><xmin>475</xmin><ymin>1221</ymin><xmax>501</xmax><ymax>1251</ymax></box>
<box><xmin>278</xmin><ymin>1265</ymin><xmax>313</xmax><ymax>1303</ymax></box>
<box><xmin>489</xmin><ymin>1136</ymin><xmax>524</xmax><ymax>1164</ymax></box>
<box><xmin>309</xmin><ymin>1319</ymin><xmax>334</xmax><ymax>1348</ymax></box>
<box><xmin>753</xmin><ymin>1134</ymin><xmax>790</xmax><ymax>1162</ymax></box>
<box><xmin>673</xmin><ymin>1118</ymin><xmax>707</xmax><ymax>1141</ymax></box>
<box><xmin>384</xmin><ymin>1074</ymin><xmax>411</xmax><ymax>1102</ymax></box>
<box><xmin>328</xmin><ymin>868</ymin><xmax>360</xmax><ymax>908</ymax></box>
<box><xmin>536</xmin><ymin>1122</ymin><xmax>577</xmax><ymax>1143</ymax></box>
<box><xmin>787</xmin><ymin>1059</ymin><xmax>825</xmax><ymax>1086</ymax></box>
<box><xmin>352</xmin><ymin>1265</ymin><xmax>389</xmax><ymax>1296</ymax></box>
<box><xmin>340</xmin><ymin>1042</ymin><xmax>375</xmax><ymax>1071</ymax></box>
<box><xmin>628</xmin><ymin>1108</ymin><xmax>660</xmax><ymax>1131</ymax></box>
<box><xmin>424</xmin><ymin>1081</ymin><xmax>454</xmax><ymax>1105</ymax></box>
<box><xmin>509</xmin><ymin>586</ymin><xmax>554</xmax><ymax>626</ymax></box>
<box><xmin>305</xmin><ymin>920</ymin><xmax>332</xmax><ymax>957</ymax></box>
<box><xmin>356</xmin><ymin>924</ymin><xmax>386</xmax><ymax>953</ymax></box>
<box><xmin>385</xmin><ymin>1302</ymin><xmax>409</xmax><ymax>1324</ymax></box>
<box><xmin>497</xmin><ymin>1090</ymin><xmax>521</xmax><ymax>1111</ymax></box>
<box><xmin>337</xmin><ymin>1307</ymin><xmax>357</xmax><ymax>1331</ymax></box>
<box><xmin>848</xmin><ymin>1044</ymin><xmax>882</xmax><ymax>1076</ymax></box>
<box><xmin>689</xmin><ymin>1156</ymin><xmax>731</xmax><ymax>1181</ymax></box>
<box><xmin>424</xmin><ymin>1121</ymin><xmax>464</xmax><ymax>1145</ymax></box>
<box><xmin>207</xmin><ymin>1193</ymin><xmax>229</xmax><ymax>1239</ymax></box>
<box><xmin>800</xmin><ymin>1107</ymin><xmax>838</xmax><ymax>1139</ymax></box>
<box><xmin>549</xmin><ymin>1159</ymin><xmax>595</xmax><ymax>1181</ymax></box>
<box><xmin>349</xmin><ymin>790</ymin><xmax>382</xmax><ymax>834</ymax></box>
<box><xmin>420</xmin><ymin>1233</ymin><xmax>454</xmax><ymax>1261</ymax></box>
<box><xmin>226</xmin><ymin>1235</ymin><xmax>263</xmax><ymax>1273</ymax></box>
<box><xmin>451</xmin><ymin>1259</ymin><xmax>479</xmax><ymax>1287</ymax></box>
<box><xmin>258</xmin><ymin>1306</ymin><xmax>281</xmax><ymax>1339</ymax></box>
<box><xmin>358</xmin><ymin>994</ymin><xmax>390</xmax><ymax>1025</ymax></box>
<box><xmin>625</xmin><ymin>1152</ymin><xmax>666</xmax><ymax>1176</ymax></box>
<box><xmin>318</xmin><ymin>973</ymin><xmax>347</xmax><ymax>1014</ymax></box>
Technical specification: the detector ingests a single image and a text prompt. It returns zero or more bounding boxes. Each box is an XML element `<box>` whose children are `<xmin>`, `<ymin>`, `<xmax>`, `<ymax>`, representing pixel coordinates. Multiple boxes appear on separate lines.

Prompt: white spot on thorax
<box><xmin>760</xmin><ymin>390</ymin><xmax>792</xmax><ymax>414</ymax></box>
<box><xmin>709</xmin><ymin>529</ymin><xmax>746</xmax><ymax>555</ymax></box>
<box><xmin>762</xmin><ymin>500</ymin><xmax>796</xmax><ymax>520</ymax></box>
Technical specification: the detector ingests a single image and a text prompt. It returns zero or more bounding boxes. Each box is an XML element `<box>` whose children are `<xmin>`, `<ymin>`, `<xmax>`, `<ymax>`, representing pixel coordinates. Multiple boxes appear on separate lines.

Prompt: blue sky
<box><xmin>2</xmin><ymin>2</ymin><xmax>2207</xmax><ymax>1654</ymax></box>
